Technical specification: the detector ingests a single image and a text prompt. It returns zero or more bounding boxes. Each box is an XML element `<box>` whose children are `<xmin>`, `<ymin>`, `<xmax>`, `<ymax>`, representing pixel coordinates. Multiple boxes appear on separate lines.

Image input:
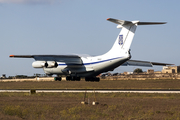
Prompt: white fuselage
<box><xmin>43</xmin><ymin>50</ymin><xmax>131</xmax><ymax>77</ymax></box>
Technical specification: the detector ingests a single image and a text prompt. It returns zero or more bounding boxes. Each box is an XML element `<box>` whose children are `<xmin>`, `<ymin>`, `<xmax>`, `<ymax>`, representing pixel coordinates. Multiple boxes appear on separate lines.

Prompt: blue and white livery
<box><xmin>10</xmin><ymin>18</ymin><xmax>170</xmax><ymax>81</ymax></box>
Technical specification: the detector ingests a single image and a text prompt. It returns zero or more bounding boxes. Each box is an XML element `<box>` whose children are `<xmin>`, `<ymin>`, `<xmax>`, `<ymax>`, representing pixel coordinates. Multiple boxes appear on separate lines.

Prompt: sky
<box><xmin>0</xmin><ymin>0</ymin><xmax>180</xmax><ymax>76</ymax></box>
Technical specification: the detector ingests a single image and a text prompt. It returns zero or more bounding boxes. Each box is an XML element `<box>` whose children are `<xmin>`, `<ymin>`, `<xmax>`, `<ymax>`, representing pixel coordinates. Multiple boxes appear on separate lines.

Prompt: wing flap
<box><xmin>122</xmin><ymin>60</ymin><xmax>173</xmax><ymax>67</ymax></box>
<box><xmin>122</xmin><ymin>60</ymin><xmax>153</xmax><ymax>67</ymax></box>
<box><xmin>33</xmin><ymin>55</ymin><xmax>82</xmax><ymax>64</ymax></box>
<box><xmin>151</xmin><ymin>62</ymin><xmax>173</xmax><ymax>66</ymax></box>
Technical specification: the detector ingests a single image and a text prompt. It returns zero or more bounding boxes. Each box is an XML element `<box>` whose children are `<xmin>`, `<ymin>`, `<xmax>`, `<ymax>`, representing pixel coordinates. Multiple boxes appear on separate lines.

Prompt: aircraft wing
<box><xmin>122</xmin><ymin>60</ymin><xmax>173</xmax><ymax>67</ymax></box>
<box><xmin>9</xmin><ymin>55</ymin><xmax>83</xmax><ymax>65</ymax></box>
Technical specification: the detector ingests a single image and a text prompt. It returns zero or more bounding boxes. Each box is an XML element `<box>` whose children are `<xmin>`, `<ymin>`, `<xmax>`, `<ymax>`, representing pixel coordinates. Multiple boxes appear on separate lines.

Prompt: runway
<box><xmin>1</xmin><ymin>89</ymin><xmax>180</xmax><ymax>93</ymax></box>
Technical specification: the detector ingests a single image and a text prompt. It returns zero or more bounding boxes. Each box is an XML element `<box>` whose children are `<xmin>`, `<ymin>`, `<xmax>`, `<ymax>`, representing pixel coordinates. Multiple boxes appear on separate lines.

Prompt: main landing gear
<box><xmin>66</xmin><ymin>76</ymin><xmax>81</xmax><ymax>81</ymax></box>
<box><xmin>85</xmin><ymin>77</ymin><xmax>100</xmax><ymax>82</ymax></box>
<box><xmin>54</xmin><ymin>77</ymin><xmax>62</xmax><ymax>81</ymax></box>
<box><xmin>54</xmin><ymin>76</ymin><xmax>100</xmax><ymax>82</ymax></box>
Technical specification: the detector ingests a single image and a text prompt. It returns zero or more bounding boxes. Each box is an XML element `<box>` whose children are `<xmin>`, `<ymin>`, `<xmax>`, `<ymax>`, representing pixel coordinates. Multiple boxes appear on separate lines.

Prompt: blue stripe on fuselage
<box><xmin>58</xmin><ymin>57</ymin><xmax>123</xmax><ymax>66</ymax></box>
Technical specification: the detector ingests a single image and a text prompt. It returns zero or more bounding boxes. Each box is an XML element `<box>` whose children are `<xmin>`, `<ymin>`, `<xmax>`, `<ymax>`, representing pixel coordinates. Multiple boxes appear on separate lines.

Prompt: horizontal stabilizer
<box><xmin>107</xmin><ymin>18</ymin><xmax>166</xmax><ymax>25</ymax></box>
<box><xmin>138</xmin><ymin>22</ymin><xmax>167</xmax><ymax>25</ymax></box>
<box><xmin>107</xmin><ymin>18</ymin><xmax>132</xmax><ymax>25</ymax></box>
<box><xmin>122</xmin><ymin>60</ymin><xmax>173</xmax><ymax>67</ymax></box>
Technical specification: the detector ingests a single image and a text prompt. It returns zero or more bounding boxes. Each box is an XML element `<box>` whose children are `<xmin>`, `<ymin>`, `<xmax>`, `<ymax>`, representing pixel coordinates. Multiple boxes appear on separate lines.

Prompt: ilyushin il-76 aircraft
<box><xmin>10</xmin><ymin>18</ymin><xmax>172</xmax><ymax>81</ymax></box>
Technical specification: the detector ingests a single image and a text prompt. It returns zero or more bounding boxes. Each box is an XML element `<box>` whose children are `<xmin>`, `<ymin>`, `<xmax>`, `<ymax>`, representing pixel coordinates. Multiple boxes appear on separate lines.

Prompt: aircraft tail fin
<box><xmin>105</xmin><ymin>18</ymin><xmax>166</xmax><ymax>57</ymax></box>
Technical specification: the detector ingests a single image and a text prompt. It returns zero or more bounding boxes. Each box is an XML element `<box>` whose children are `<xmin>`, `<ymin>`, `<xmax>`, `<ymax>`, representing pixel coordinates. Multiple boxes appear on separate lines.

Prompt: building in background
<box><xmin>162</xmin><ymin>66</ymin><xmax>180</xmax><ymax>73</ymax></box>
<box><xmin>147</xmin><ymin>69</ymin><xmax>154</xmax><ymax>74</ymax></box>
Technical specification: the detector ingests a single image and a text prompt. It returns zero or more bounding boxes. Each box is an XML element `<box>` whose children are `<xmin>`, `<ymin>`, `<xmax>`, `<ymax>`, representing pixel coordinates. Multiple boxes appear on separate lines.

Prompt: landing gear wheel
<box><xmin>54</xmin><ymin>77</ymin><xmax>62</xmax><ymax>81</ymax></box>
<box><xmin>94</xmin><ymin>77</ymin><xmax>100</xmax><ymax>82</ymax></box>
<box><xmin>66</xmin><ymin>76</ymin><xmax>81</xmax><ymax>81</ymax></box>
<box><xmin>85</xmin><ymin>77</ymin><xmax>100</xmax><ymax>82</ymax></box>
<box><xmin>66</xmin><ymin>76</ymin><xmax>71</xmax><ymax>81</ymax></box>
<box><xmin>75</xmin><ymin>77</ymin><xmax>81</xmax><ymax>81</ymax></box>
<box><xmin>72</xmin><ymin>76</ymin><xmax>81</xmax><ymax>81</ymax></box>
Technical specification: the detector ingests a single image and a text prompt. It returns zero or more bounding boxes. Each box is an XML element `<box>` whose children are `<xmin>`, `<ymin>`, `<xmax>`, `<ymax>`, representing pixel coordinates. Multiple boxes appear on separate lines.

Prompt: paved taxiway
<box><xmin>1</xmin><ymin>89</ymin><xmax>180</xmax><ymax>93</ymax></box>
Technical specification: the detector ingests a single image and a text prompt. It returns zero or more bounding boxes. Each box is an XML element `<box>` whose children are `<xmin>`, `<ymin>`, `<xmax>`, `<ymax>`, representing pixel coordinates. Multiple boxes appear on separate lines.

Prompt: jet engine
<box><xmin>46</xmin><ymin>61</ymin><xmax>58</xmax><ymax>68</ymax></box>
<box><xmin>32</xmin><ymin>61</ymin><xmax>58</xmax><ymax>68</ymax></box>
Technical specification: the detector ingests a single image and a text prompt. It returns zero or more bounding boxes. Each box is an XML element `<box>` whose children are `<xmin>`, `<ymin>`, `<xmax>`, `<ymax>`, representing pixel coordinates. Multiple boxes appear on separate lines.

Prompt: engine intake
<box><xmin>46</xmin><ymin>61</ymin><xmax>58</xmax><ymax>68</ymax></box>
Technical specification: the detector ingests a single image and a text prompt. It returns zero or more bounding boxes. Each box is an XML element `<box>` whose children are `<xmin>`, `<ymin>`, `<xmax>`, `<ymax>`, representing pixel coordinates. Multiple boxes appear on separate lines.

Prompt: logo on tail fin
<box><xmin>119</xmin><ymin>35</ymin><xmax>123</xmax><ymax>45</ymax></box>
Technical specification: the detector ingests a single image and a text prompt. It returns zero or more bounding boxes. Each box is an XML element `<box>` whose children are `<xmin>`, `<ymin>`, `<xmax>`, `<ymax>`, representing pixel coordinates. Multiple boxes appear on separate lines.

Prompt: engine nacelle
<box><xmin>32</xmin><ymin>61</ymin><xmax>58</xmax><ymax>68</ymax></box>
<box><xmin>32</xmin><ymin>61</ymin><xmax>47</xmax><ymax>68</ymax></box>
<box><xmin>46</xmin><ymin>61</ymin><xmax>58</xmax><ymax>68</ymax></box>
